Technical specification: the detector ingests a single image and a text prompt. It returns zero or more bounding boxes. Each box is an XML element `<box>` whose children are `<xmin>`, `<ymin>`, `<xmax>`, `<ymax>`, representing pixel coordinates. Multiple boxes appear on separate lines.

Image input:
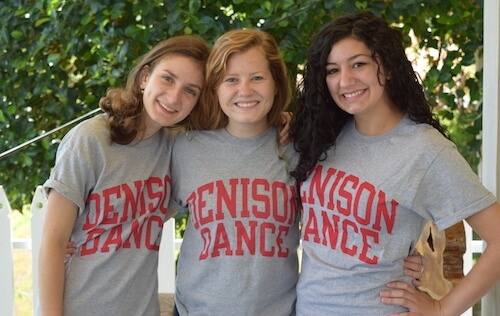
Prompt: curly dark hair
<box><xmin>99</xmin><ymin>35</ymin><xmax>209</xmax><ymax>144</ymax></box>
<box><xmin>290</xmin><ymin>10</ymin><xmax>448</xmax><ymax>186</ymax></box>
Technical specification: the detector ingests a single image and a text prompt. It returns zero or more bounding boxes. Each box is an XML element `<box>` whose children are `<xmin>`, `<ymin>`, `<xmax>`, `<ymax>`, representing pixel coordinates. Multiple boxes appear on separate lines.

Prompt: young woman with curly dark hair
<box><xmin>290</xmin><ymin>11</ymin><xmax>500</xmax><ymax>316</ymax></box>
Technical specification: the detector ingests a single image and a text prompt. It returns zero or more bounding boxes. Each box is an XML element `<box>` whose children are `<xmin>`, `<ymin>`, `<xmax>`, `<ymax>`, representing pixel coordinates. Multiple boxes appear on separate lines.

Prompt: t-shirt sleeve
<box><xmin>43</xmin><ymin>124</ymin><xmax>100</xmax><ymax>215</ymax></box>
<box><xmin>168</xmin><ymin>133</ymin><xmax>190</xmax><ymax>214</ymax></box>
<box><xmin>412</xmin><ymin>145</ymin><xmax>496</xmax><ymax>231</ymax></box>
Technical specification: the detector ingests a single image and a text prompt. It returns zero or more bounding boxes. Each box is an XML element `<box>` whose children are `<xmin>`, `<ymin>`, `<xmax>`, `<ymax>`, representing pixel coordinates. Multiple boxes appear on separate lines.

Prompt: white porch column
<box><xmin>0</xmin><ymin>186</ymin><xmax>15</xmax><ymax>316</ymax></box>
<box><xmin>482</xmin><ymin>0</ymin><xmax>500</xmax><ymax>315</ymax></box>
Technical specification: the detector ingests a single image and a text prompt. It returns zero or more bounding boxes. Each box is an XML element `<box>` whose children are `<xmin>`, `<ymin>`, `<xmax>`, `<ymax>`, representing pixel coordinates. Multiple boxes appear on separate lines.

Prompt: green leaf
<box><xmin>10</xmin><ymin>30</ymin><xmax>23</xmax><ymax>39</ymax></box>
<box><xmin>7</xmin><ymin>105</ymin><xmax>17</xmax><ymax>115</ymax></box>
<box><xmin>124</xmin><ymin>24</ymin><xmax>142</xmax><ymax>37</ymax></box>
<box><xmin>81</xmin><ymin>14</ymin><xmax>93</xmax><ymax>25</ymax></box>
<box><xmin>12</xmin><ymin>58</ymin><xmax>27</xmax><ymax>68</ymax></box>
<box><xmin>110</xmin><ymin>3</ymin><xmax>125</xmax><ymax>19</ymax></box>
<box><xmin>261</xmin><ymin>1</ymin><xmax>272</xmax><ymax>11</ymax></box>
<box><xmin>189</xmin><ymin>0</ymin><xmax>201</xmax><ymax>13</ymax></box>
<box><xmin>436</xmin><ymin>14</ymin><xmax>462</xmax><ymax>25</ymax></box>
<box><xmin>21</xmin><ymin>154</ymin><xmax>33</xmax><ymax>167</ymax></box>
<box><xmin>47</xmin><ymin>53</ymin><xmax>61</xmax><ymax>65</ymax></box>
<box><xmin>35</xmin><ymin>17</ymin><xmax>51</xmax><ymax>27</ymax></box>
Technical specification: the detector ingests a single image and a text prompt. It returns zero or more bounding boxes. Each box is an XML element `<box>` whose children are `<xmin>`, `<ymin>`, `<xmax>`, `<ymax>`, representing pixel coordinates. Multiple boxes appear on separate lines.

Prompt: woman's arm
<box><xmin>381</xmin><ymin>202</ymin><xmax>500</xmax><ymax>316</ymax></box>
<box><xmin>38</xmin><ymin>189</ymin><xmax>78</xmax><ymax>316</ymax></box>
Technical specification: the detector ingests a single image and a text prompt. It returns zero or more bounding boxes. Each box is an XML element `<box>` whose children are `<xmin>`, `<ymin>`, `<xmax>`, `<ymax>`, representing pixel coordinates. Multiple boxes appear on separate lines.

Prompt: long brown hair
<box><xmin>99</xmin><ymin>35</ymin><xmax>209</xmax><ymax>144</ymax></box>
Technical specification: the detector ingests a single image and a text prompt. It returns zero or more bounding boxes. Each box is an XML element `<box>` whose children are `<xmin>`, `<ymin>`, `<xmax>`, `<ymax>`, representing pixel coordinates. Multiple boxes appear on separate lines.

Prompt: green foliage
<box><xmin>0</xmin><ymin>0</ymin><xmax>483</xmax><ymax>209</ymax></box>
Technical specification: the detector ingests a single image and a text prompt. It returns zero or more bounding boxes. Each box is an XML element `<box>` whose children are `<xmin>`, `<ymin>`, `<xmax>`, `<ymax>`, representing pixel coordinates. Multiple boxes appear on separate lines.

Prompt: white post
<box><xmin>0</xmin><ymin>185</ymin><xmax>15</xmax><ymax>316</ymax></box>
<box><xmin>158</xmin><ymin>218</ymin><xmax>176</xmax><ymax>293</ymax></box>
<box><xmin>482</xmin><ymin>0</ymin><xmax>500</xmax><ymax>315</ymax></box>
<box><xmin>30</xmin><ymin>186</ymin><xmax>47</xmax><ymax>314</ymax></box>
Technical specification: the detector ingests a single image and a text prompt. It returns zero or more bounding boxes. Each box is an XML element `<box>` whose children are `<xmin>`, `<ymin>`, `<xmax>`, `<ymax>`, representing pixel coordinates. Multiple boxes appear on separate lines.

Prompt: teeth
<box><xmin>236</xmin><ymin>101</ymin><xmax>257</xmax><ymax>108</ymax></box>
<box><xmin>159</xmin><ymin>101</ymin><xmax>176</xmax><ymax>112</ymax></box>
<box><xmin>344</xmin><ymin>90</ymin><xmax>363</xmax><ymax>98</ymax></box>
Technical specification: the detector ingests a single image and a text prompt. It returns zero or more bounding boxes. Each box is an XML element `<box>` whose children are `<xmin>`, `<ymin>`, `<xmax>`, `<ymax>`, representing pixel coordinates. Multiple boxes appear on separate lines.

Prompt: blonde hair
<box><xmin>189</xmin><ymin>28</ymin><xmax>291</xmax><ymax>132</ymax></box>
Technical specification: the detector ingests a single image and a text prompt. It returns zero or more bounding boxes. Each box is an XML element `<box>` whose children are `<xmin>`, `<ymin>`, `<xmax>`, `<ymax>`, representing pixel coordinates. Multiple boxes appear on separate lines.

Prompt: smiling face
<box><xmin>325</xmin><ymin>37</ymin><xmax>392</xmax><ymax>120</ymax></box>
<box><xmin>140</xmin><ymin>55</ymin><xmax>204</xmax><ymax>137</ymax></box>
<box><xmin>216</xmin><ymin>47</ymin><xmax>277</xmax><ymax>138</ymax></box>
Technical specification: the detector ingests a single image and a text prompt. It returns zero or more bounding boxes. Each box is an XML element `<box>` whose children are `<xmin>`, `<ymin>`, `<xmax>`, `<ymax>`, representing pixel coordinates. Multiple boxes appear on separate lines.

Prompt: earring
<box><xmin>141</xmin><ymin>89</ymin><xmax>144</xmax><ymax>94</ymax></box>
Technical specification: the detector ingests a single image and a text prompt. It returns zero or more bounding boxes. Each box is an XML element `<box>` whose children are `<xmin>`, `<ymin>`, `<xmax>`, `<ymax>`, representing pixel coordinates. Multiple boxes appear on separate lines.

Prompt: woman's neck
<box><xmin>354</xmin><ymin>108</ymin><xmax>404</xmax><ymax>136</ymax></box>
<box><xmin>224</xmin><ymin>121</ymin><xmax>269</xmax><ymax>138</ymax></box>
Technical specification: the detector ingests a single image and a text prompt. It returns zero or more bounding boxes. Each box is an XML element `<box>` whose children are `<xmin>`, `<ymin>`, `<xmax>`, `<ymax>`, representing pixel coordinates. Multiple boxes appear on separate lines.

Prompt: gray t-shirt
<box><xmin>170</xmin><ymin>127</ymin><xmax>300</xmax><ymax>316</ymax></box>
<box><xmin>296</xmin><ymin>116</ymin><xmax>496</xmax><ymax>315</ymax></box>
<box><xmin>43</xmin><ymin>114</ymin><xmax>173</xmax><ymax>315</ymax></box>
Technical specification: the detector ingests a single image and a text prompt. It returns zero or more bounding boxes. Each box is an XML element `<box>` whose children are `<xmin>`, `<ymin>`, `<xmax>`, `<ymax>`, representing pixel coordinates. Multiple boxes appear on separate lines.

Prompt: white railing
<box><xmin>0</xmin><ymin>185</ymin><xmax>488</xmax><ymax>315</ymax></box>
<box><xmin>0</xmin><ymin>185</ymin><xmax>182</xmax><ymax>316</ymax></box>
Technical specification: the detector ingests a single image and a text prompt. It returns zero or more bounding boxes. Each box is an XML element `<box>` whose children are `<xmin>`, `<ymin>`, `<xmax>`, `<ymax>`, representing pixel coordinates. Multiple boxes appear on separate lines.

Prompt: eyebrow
<box><xmin>326</xmin><ymin>53</ymin><xmax>371</xmax><ymax>66</ymax></box>
<box><xmin>224</xmin><ymin>70</ymin><xmax>267</xmax><ymax>77</ymax></box>
<box><xmin>162</xmin><ymin>69</ymin><xmax>202</xmax><ymax>91</ymax></box>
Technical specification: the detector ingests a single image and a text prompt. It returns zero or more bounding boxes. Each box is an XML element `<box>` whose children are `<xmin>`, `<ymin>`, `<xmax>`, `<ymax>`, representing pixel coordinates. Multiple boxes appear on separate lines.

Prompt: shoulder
<box><xmin>61</xmin><ymin>113</ymin><xmax>109</xmax><ymax>145</ymax></box>
<box><xmin>400</xmin><ymin>118</ymin><xmax>455</xmax><ymax>151</ymax></box>
<box><xmin>399</xmin><ymin>120</ymin><xmax>474</xmax><ymax>177</ymax></box>
<box><xmin>54</xmin><ymin>114</ymin><xmax>113</xmax><ymax>164</ymax></box>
